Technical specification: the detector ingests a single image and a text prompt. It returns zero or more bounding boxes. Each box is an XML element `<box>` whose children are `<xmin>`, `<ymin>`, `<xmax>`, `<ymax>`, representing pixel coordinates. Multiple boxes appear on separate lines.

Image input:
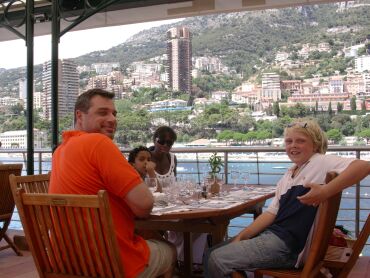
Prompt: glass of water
<box><xmin>230</xmin><ymin>170</ymin><xmax>239</xmax><ymax>190</ymax></box>
<box><xmin>145</xmin><ymin>177</ymin><xmax>158</xmax><ymax>193</ymax></box>
<box><xmin>241</xmin><ymin>171</ymin><xmax>252</xmax><ymax>190</ymax></box>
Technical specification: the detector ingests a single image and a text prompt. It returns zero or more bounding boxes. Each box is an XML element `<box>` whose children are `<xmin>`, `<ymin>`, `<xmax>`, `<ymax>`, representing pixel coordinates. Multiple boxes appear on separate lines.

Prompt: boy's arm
<box><xmin>233</xmin><ymin>211</ymin><xmax>276</xmax><ymax>242</ymax></box>
<box><xmin>298</xmin><ymin>160</ymin><xmax>370</xmax><ymax>205</ymax></box>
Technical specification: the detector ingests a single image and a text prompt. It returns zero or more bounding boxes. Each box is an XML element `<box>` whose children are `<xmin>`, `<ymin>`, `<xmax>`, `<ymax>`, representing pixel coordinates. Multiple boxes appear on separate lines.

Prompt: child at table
<box><xmin>204</xmin><ymin>119</ymin><xmax>370</xmax><ymax>278</ymax></box>
<box><xmin>128</xmin><ymin>146</ymin><xmax>157</xmax><ymax>180</ymax></box>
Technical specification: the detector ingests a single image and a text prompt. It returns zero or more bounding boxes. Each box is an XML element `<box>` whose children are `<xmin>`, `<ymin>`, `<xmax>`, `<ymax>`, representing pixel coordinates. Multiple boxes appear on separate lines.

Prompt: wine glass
<box><xmin>145</xmin><ymin>177</ymin><xmax>158</xmax><ymax>193</ymax></box>
<box><xmin>163</xmin><ymin>176</ymin><xmax>178</xmax><ymax>203</ymax></box>
<box><xmin>216</xmin><ymin>173</ymin><xmax>227</xmax><ymax>196</ymax></box>
<box><xmin>241</xmin><ymin>171</ymin><xmax>252</xmax><ymax>190</ymax></box>
<box><xmin>230</xmin><ymin>170</ymin><xmax>239</xmax><ymax>190</ymax></box>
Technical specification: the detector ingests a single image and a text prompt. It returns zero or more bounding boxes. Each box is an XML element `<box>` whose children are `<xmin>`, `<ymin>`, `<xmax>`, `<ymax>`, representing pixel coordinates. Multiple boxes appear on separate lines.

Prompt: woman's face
<box><xmin>133</xmin><ymin>150</ymin><xmax>151</xmax><ymax>175</ymax></box>
<box><xmin>284</xmin><ymin>130</ymin><xmax>316</xmax><ymax>167</ymax></box>
<box><xmin>154</xmin><ymin>133</ymin><xmax>174</xmax><ymax>153</ymax></box>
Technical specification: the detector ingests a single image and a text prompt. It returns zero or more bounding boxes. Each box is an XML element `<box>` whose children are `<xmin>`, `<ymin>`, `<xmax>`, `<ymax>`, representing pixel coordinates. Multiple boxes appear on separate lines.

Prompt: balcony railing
<box><xmin>2</xmin><ymin>146</ymin><xmax>369</xmax><ymax>254</ymax></box>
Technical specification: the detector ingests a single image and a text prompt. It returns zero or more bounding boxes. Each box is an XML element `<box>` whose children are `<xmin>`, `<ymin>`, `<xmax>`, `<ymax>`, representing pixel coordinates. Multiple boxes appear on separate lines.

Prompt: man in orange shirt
<box><xmin>49</xmin><ymin>88</ymin><xmax>175</xmax><ymax>278</ymax></box>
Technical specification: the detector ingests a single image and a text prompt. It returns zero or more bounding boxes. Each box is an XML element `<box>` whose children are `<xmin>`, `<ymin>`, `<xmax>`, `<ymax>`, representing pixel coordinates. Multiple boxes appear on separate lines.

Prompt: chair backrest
<box><xmin>0</xmin><ymin>164</ymin><xmax>23</xmax><ymax>222</ymax></box>
<box><xmin>13</xmin><ymin>189</ymin><xmax>125</xmax><ymax>278</ymax></box>
<box><xmin>9</xmin><ymin>172</ymin><xmax>50</xmax><ymax>195</ymax></box>
<box><xmin>337</xmin><ymin>214</ymin><xmax>370</xmax><ymax>278</ymax></box>
<box><xmin>300</xmin><ymin>171</ymin><xmax>341</xmax><ymax>276</ymax></box>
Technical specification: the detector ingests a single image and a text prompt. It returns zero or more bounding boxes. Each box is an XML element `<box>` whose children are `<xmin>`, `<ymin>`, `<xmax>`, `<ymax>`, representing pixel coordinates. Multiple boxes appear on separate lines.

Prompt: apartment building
<box><xmin>42</xmin><ymin>59</ymin><xmax>79</xmax><ymax>120</ymax></box>
<box><xmin>167</xmin><ymin>26</ymin><xmax>192</xmax><ymax>94</ymax></box>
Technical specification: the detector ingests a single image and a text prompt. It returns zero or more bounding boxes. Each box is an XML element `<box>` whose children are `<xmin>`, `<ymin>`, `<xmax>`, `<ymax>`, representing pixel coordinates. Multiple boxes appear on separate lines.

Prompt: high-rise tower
<box><xmin>166</xmin><ymin>26</ymin><xmax>192</xmax><ymax>94</ymax></box>
<box><xmin>42</xmin><ymin>59</ymin><xmax>79</xmax><ymax>120</ymax></box>
<box><xmin>262</xmin><ymin>73</ymin><xmax>281</xmax><ymax>102</ymax></box>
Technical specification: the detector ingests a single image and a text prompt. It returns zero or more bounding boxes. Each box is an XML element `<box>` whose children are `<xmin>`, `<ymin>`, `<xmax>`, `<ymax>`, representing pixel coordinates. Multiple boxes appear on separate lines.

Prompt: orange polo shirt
<box><xmin>49</xmin><ymin>131</ymin><xmax>149</xmax><ymax>278</ymax></box>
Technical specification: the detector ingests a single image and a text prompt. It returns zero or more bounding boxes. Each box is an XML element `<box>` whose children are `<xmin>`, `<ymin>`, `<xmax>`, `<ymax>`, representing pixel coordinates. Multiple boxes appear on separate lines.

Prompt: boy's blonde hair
<box><xmin>284</xmin><ymin>119</ymin><xmax>328</xmax><ymax>154</ymax></box>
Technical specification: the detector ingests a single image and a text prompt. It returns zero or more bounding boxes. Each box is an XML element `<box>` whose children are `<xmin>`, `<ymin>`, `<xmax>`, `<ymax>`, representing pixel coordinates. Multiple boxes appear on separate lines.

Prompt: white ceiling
<box><xmin>0</xmin><ymin>0</ymin><xmax>341</xmax><ymax>43</ymax></box>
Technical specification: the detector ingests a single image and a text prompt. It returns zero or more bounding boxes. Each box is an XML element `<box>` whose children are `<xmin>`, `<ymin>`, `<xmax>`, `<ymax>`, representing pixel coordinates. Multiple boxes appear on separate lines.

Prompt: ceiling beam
<box><xmin>0</xmin><ymin>0</ymin><xmax>342</xmax><ymax>43</ymax></box>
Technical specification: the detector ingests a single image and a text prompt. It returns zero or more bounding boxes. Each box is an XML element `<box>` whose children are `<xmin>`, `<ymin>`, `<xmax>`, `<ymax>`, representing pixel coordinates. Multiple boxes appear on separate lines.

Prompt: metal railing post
<box><xmin>38</xmin><ymin>152</ymin><xmax>42</xmax><ymax>174</ymax></box>
<box><xmin>355</xmin><ymin>149</ymin><xmax>361</xmax><ymax>236</ymax></box>
<box><xmin>224</xmin><ymin>151</ymin><xmax>229</xmax><ymax>184</ymax></box>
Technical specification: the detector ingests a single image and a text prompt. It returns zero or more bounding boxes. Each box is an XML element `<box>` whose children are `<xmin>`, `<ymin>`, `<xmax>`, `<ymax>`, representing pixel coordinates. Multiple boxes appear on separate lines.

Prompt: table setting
<box><xmin>150</xmin><ymin>183</ymin><xmax>276</xmax><ymax>216</ymax></box>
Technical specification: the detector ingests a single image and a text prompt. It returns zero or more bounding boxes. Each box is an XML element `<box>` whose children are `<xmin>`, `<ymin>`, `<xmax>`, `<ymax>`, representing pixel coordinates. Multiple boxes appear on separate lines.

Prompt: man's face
<box><xmin>76</xmin><ymin>95</ymin><xmax>117</xmax><ymax>139</ymax></box>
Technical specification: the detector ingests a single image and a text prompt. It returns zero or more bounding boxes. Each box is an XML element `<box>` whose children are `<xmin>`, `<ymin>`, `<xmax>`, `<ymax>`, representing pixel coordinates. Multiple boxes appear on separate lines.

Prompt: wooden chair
<box><xmin>251</xmin><ymin>172</ymin><xmax>341</xmax><ymax>278</ymax></box>
<box><xmin>13</xmin><ymin>189</ymin><xmax>125</xmax><ymax>277</ymax></box>
<box><xmin>323</xmin><ymin>214</ymin><xmax>370</xmax><ymax>278</ymax></box>
<box><xmin>9</xmin><ymin>172</ymin><xmax>50</xmax><ymax>195</ymax></box>
<box><xmin>0</xmin><ymin>164</ymin><xmax>23</xmax><ymax>256</ymax></box>
<box><xmin>231</xmin><ymin>172</ymin><xmax>340</xmax><ymax>278</ymax></box>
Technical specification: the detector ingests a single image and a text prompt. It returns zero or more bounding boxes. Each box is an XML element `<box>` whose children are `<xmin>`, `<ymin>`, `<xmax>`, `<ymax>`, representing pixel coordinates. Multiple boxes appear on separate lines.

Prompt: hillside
<box><xmin>1</xmin><ymin>1</ymin><xmax>370</xmax><ymax>95</ymax></box>
<box><xmin>73</xmin><ymin>2</ymin><xmax>370</xmax><ymax>72</ymax></box>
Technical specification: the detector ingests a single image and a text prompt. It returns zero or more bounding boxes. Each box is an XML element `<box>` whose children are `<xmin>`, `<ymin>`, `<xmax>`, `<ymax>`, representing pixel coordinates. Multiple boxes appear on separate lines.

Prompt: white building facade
<box><xmin>355</xmin><ymin>55</ymin><xmax>370</xmax><ymax>73</ymax></box>
<box><xmin>0</xmin><ymin>130</ymin><xmax>47</xmax><ymax>149</ymax></box>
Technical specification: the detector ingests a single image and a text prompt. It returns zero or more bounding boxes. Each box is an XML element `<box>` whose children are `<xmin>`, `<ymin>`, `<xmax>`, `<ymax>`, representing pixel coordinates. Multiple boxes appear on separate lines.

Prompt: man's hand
<box><xmin>297</xmin><ymin>183</ymin><xmax>329</xmax><ymax>206</ymax></box>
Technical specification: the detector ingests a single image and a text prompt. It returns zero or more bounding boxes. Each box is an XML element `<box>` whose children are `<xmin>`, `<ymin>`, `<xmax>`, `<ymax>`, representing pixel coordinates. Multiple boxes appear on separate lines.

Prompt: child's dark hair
<box><xmin>128</xmin><ymin>146</ymin><xmax>151</xmax><ymax>163</ymax></box>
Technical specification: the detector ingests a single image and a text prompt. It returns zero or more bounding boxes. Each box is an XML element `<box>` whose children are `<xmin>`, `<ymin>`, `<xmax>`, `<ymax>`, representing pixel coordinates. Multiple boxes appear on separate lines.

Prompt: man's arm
<box><xmin>124</xmin><ymin>182</ymin><xmax>154</xmax><ymax>218</ymax></box>
<box><xmin>298</xmin><ymin>160</ymin><xmax>370</xmax><ymax>205</ymax></box>
<box><xmin>232</xmin><ymin>211</ymin><xmax>276</xmax><ymax>242</ymax></box>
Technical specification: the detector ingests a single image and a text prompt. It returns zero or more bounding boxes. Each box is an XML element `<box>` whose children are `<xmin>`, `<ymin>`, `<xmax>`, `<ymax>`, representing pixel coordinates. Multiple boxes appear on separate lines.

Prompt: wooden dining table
<box><xmin>135</xmin><ymin>185</ymin><xmax>275</xmax><ymax>277</ymax></box>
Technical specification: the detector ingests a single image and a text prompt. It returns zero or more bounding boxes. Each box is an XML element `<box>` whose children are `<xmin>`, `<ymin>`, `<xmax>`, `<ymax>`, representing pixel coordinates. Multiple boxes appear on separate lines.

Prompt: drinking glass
<box><xmin>202</xmin><ymin>175</ymin><xmax>211</xmax><ymax>198</ymax></box>
<box><xmin>145</xmin><ymin>177</ymin><xmax>158</xmax><ymax>193</ymax></box>
<box><xmin>216</xmin><ymin>173</ymin><xmax>227</xmax><ymax>196</ymax></box>
<box><xmin>241</xmin><ymin>171</ymin><xmax>252</xmax><ymax>190</ymax></box>
<box><xmin>162</xmin><ymin>176</ymin><xmax>178</xmax><ymax>203</ymax></box>
<box><xmin>230</xmin><ymin>170</ymin><xmax>239</xmax><ymax>190</ymax></box>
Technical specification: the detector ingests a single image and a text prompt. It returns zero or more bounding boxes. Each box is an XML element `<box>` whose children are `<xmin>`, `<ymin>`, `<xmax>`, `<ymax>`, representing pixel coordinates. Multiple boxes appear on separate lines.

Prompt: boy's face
<box><xmin>133</xmin><ymin>150</ymin><xmax>152</xmax><ymax>175</ymax></box>
<box><xmin>284</xmin><ymin>130</ymin><xmax>316</xmax><ymax>167</ymax></box>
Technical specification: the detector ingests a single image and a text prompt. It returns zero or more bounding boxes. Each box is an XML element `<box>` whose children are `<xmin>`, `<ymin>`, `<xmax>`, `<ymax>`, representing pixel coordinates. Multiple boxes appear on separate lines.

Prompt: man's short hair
<box><xmin>74</xmin><ymin>89</ymin><xmax>115</xmax><ymax>123</ymax></box>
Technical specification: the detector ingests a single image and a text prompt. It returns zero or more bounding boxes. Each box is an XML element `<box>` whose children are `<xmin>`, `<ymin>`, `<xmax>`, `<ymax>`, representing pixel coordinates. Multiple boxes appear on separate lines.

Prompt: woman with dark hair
<box><xmin>150</xmin><ymin>126</ymin><xmax>207</xmax><ymax>268</ymax></box>
<box><xmin>150</xmin><ymin>126</ymin><xmax>178</xmax><ymax>184</ymax></box>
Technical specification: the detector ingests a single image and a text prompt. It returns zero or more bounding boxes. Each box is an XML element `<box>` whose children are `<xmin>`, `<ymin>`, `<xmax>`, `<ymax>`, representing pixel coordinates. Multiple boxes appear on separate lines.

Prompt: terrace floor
<box><xmin>1</xmin><ymin>230</ymin><xmax>369</xmax><ymax>277</ymax></box>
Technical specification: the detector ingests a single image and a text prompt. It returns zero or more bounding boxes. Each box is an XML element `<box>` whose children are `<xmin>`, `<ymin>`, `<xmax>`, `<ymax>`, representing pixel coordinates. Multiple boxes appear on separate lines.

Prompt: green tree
<box><xmin>273</xmin><ymin>101</ymin><xmax>280</xmax><ymax>117</ymax></box>
<box><xmin>328</xmin><ymin>101</ymin><xmax>333</xmax><ymax>116</ymax></box>
<box><xmin>350</xmin><ymin>96</ymin><xmax>357</xmax><ymax>112</ymax></box>
<box><xmin>116</xmin><ymin>109</ymin><xmax>151</xmax><ymax>145</ymax></box>
<box><xmin>217</xmin><ymin>130</ymin><xmax>234</xmax><ymax>145</ymax></box>
<box><xmin>357</xmin><ymin>128</ymin><xmax>370</xmax><ymax>144</ymax></box>
<box><xmin>336</xmin><ymin>102</ymin><xmax>343</xmax><ymax>113</ymax></box>
<box><xmin>316</xmin><ymin>114</ymin><xmax>331</xmax><ymax>132</ymax></box>
<box><xmin>281</xmin><ymin>103</ymin><xmax>309</xmax><ymax>118</ymax></box>
<box><xmin>233</xmin><ymin>132</ymin><xmax>245</xmax><ymax>144</ymax></box>
<box><xmin>361</xmin><ymin>100</ymin><xmax>366</xmax><ymax>112</ymax></box>
<box><xmin>326</xmin><ymin>129</ymin><xmax>343</xmax><ymax>144</ymax></box>
<box><xmin>341</xmin><ymin>121</ymin><xmax>355</xmax><ymax>136</ymax></box>
<box><xmin>10</xmin><ymin>103</ymin><xmax>24</xmax><ymax>116</ymax></box>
